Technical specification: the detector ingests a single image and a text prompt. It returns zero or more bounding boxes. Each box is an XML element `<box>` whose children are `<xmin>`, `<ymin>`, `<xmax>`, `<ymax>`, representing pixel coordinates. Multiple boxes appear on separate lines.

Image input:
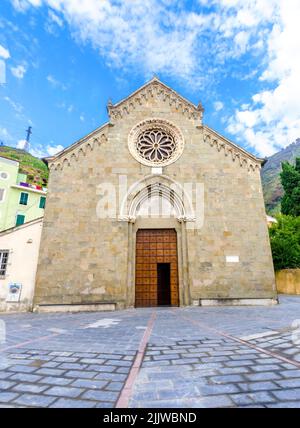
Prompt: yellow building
<box><xmin>0</xmin><ymin>156</ymin><xmax>47</xmax><ymax>231</ymax></box>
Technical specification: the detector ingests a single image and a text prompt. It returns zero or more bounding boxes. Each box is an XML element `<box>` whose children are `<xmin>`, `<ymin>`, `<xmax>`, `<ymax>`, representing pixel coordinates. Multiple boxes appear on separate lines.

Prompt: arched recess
<box><xmin>119</xmin><ymin>174</ymin><xmax>193</xmax><ymax>308</ymax></box>
<box><xmin>119</xmin><ymin>174</ymin><xmax>195</xmax><ymax>223</ymax></box>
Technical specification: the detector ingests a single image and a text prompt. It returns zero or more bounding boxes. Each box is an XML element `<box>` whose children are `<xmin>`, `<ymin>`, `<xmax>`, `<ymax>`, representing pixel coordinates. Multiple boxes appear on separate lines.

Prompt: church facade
<box><xmin>34</xmin><ymin>78</ymin><xmax>277</xmax><ymax>311</ymax></box>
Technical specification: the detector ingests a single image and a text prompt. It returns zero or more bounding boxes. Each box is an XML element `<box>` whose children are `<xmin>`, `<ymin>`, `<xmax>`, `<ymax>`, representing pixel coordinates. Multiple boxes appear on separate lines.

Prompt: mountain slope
<box><xmin>0</xmin><ymin>146</ymin><xmax>48</xmax><ymax>186</ymax></box>
<box><xmin>261</xmin><ymin>138</ymin><xmax>300</xmax><ymax>214</ymax></box>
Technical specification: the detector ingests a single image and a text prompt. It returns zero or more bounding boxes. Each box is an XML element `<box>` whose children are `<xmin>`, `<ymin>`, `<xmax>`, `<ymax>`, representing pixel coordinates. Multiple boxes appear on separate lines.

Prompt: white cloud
<box><xmin>17</xmin><ymin>139</ymin><xmax>27</xmax><ymax>149</ymax></box>
<box><xmin>0</xmin><ymin>45</ymin><xmax>10</xmax><ymax>59</ymax></box>
<box><xmin>11</xmin><ymin>0</ymin><xmax>42</xmax><ymax>12</ymax></box>
<box><xmin>10</xmin><ymin>0</ymin><xmax>300</xmax><ymax>156</ymax></box>
<box><xmin>234</xmin><ymin>31</ymin><xmax>250</xmax><ymax>54</ymax></box>
<box><xmin>225</xmin><ymin>0</ymin><xmax>300</xmax><ymax>156</ymax></box>
<box><xmin>11</xmin><ymin>64</ymin><xmax>27</xmax><ymax>79</ymax></box>
<box><xmin>214</xmin><ymin>101</ymin><xmax>224</xmax><ymax>112</ymax></box>
<box><xmin>80</xmin><ymin>114</ymin><xmax>85</xmax><ymax>122</ymax></box>
<box><xmin>0</xmin><ymin>127</ymin><xmax>12</xmax><ymax>142</ymax></box>
<box><xmin>48</xmin><ymin>10</ymin><xmax>63</xmax><ymax>27</ymax></box>
<box><xmin>47</xmin><ymin>74</ymin><xmax>67</xmax><ymax>90</ymax></box>
<box><xmin>3</xmin><ymin>96</ymin><xmax>23</xmax><ymax>113</ymax></box>
<box><xmin>46</xmin><ymin>144</ymin><xmax>64</xmax><ymax>156</ymax></box>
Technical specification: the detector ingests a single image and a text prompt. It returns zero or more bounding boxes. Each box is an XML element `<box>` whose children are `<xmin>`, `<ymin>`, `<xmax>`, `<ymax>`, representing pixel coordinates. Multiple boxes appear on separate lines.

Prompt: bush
<box><xmin>269</xmin><ymin>215</ymin><xmax>300</xmax><ymax>271</ymax></box>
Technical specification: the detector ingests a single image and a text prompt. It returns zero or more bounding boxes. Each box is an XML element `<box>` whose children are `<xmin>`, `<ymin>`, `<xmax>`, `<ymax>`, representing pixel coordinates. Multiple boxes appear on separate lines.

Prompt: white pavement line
<box><xmin>83</xmin><ymin>319</ymin><xmax>121</xmax><ymax>329</ymax></box>
<box><xmin>240</xmin><ymin>331</ymin><xmax>279</xmax><ymax>341</ymax></box>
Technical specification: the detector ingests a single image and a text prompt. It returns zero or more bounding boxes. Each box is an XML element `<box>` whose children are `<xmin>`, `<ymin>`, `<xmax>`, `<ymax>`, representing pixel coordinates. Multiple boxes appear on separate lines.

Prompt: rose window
<box><xmin>128</xmin><ymin>119</ymin><xmax>184</xmax><ymax>167</ymax></box>
<box><xmin>136</xmin><ymin>129</ymin><xmax>176</xmax><ymax>163</ymax></box>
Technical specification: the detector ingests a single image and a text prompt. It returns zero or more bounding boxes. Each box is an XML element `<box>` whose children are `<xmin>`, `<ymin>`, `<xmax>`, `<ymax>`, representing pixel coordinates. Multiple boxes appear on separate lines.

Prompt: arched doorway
<box><xmin>135</xmin><ymin>228</ymin><xmax>179</xmax><ymax>307</ymax></box>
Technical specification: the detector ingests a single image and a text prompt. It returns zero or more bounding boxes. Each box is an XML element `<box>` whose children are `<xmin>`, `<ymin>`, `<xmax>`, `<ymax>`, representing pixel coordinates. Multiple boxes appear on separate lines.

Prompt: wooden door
<box><xmin>135</xmin><ymin>229</ymin><xmax>179</xmax><ymax>307</ymax></box>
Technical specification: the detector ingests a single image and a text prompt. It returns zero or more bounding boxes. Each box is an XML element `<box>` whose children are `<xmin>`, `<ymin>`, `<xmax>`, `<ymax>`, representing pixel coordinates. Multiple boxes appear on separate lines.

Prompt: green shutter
<box><xmin>16</xmin><ymin>214</ymin><xmax>25</xmax><ymax>226</ymax></box>
<box><xmin>19</xmin><ymin>192</ymin><xmax>28</xmax><ymax>205</ymax></box>
<box><xmin>39</xmin><ymin>196</ymin><xmax>46</xmax><ymax>209</ymax></box>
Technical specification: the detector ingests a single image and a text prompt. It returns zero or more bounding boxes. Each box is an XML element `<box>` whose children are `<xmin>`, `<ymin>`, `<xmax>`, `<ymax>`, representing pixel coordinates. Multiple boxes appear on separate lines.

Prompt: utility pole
<box><xmin>24</xmin><ymin>126</ymin><xmax>32</xmax><ymax>152</ymax></box>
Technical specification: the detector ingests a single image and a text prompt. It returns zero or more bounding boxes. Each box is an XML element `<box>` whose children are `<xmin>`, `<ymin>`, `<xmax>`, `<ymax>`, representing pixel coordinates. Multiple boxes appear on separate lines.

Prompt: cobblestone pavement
<box><xmin>0</xmin><ymin>295</ymin><xmax>299</xmax><ymax>408</ymax></box>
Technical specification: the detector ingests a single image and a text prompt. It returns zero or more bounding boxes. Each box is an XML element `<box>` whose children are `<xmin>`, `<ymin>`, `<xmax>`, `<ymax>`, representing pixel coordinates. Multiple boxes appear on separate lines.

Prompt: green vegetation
<box><xmin>269</xmin><ymin>157</ymin><xmax>300</xmax><ymax>271</ymax></box>
<box><xmin>269</xmin><ymin>215</ymin><xmax>300</xmax><ymax>271</ymax></box>
<box><xmin>0</xmin><ymin>146</ymin><xmax>48</xmax><ymax>186</ymax></box>
<box><xmin>261</xmin><ymin>138</ymin><xmax>300</xmax><ymax>214</ymax></box>
<box><xmin>280</xmin><ymin>158</ymin><xmax>300</xmax><ymax>216</ymax></box>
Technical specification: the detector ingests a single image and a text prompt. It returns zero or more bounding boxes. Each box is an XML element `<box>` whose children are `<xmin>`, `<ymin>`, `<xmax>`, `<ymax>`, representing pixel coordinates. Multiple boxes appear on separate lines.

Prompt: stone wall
<box><xmin>276</xmin><ymin>269</ymin><xmax>300</xmax><ymax>294</ymax></box>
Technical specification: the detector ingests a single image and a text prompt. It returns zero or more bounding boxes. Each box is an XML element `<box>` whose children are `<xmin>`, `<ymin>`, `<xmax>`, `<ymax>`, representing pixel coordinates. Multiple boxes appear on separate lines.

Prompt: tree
<box><xmin>269</xmin><ymin>215</ymin><xmax>300</xmax><ymax>270</ymax></box>
<box><xmin>280</xmin><ymin>158</ymin><xmax>300</xmax><ymax>216</ymax></box>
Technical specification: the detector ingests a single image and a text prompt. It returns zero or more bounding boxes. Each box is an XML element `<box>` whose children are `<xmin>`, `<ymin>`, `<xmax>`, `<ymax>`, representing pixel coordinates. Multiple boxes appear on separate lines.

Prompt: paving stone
<box><xmin>0</xmin><ymin>372</ymin><xmax>13</xmax><ymax>379</ymax></box>
<box><xmin>87</xmin><ymin>365</ymin><xmax>116</xmax><ymax>372</ymax></box>
<box><xmin>95</xmin><ymin>402</ymin><xmax>114</xmax><ymax>408</ymax></box>
<box><xmin>72</xmin><ymin>353</ymin><xmax>97</xmax><ymax>358</ymax></box>
<box><xmin>54</xmin><ymin>357</ymin><xmax>79</xmax><ymax>363</ymax></box>
<box><xmin>226</xmin><ymin>360</ymin><xmax>255</xmax><ymax>367</ymax></box>
<box><xmin>105</xmin><ymin>359</ymin><xmax>132</xmax><ymax>367</ymax></box>
<box><xmin>239</xmin><ymin>381</ymin><xmax>279</xmax><ymax>392</ymax></box>
<box><xmin>267</xmin><ymin>401</ymin><xmax>300</xmax><ymax>408</ymax></box>
<box><xmin>272</xmin><ymin>388</ymin><xmax>300</xmax><ymax>401</ymax></box>
<box><xmin>116</xmin><ymin>367</ymin><xmax>131</xmax><ymax>374</ymax></box>
<box><xmin>0</xmin><ymin>380</ymin><xmax>16</xmax><ymax>390</ymax></box>
<box><xmin>40</xmin><ymin>376</ymin><xmax>72</xmax><ymax>386</ymax></box>
<box><xmin>51</xmin><ymin>398</ymin><xmax>97</xmax><ymax>408</ymax></box>
<box><xmin>196</xmin><ymin>383</ymin><xmax>240</xmax><ymax>395</ymax></box>
<box><xmin>94</xmin><ymin>373</ymin><xmax>127</xmax><ymax>381</ymax></box>
<box><xmin>36</xmin><ymin>368</ymin><xmax>66</xmax><ymax>376</ymax></box>
<box><xmin>27</xmin><ymin>350</ymin><xmax>50</xmax><ymax>355</ymax></box>
<box><xmin>153</xmin><ymin>354</ymin><xmax>180</xmax><ymax>360</ymax></box>
<box><xmin>275</xmin><ymin>378</ymin><xmax>300</xmax><ymax>388</ymax></box>
<box><xmin>13</xmin><ymin>394</ymin><xmax>56</xmax><ymax>408</ymax></box>
<box><xmin>79</xmin><ymin>359</ymin><xmax>105</xmax><ymax>364</ymax></box>
<box><xmin>202</xmin><ymin>356</ymin><xmax>229</xmax><ymax>363</ymax></box>
<box><xmin>252</xmin><ymin>364</ymin><xmax>282</xmax><ymax>372</ymax></box>
<box><xmin>246</xmin><ymin>372</ymin><xmax>281</xmax><ymax>382</ymax></box>
<box><xmin>71</xmin><ymin>379</ymin><xmax>108</xmax><ymax>389</ymax></box>
<box><xmin>12</xmin><ymin>383</ymin><xmax>49</xmax><ymax>393</ymax></box>
<box><xmin>10</xmin><ymin>373</ymin><xmax>42</xmax><ymax>382</ymax></box>
<box><xmin>105</xmin><ymin>381</ymin><xmax>124</xmax><ymax>391</ymax></box>
<box><xmin>100</xmin><ymin>354</ymin><xmax>124</xmax><ymax>360</ymax></box>
<box><xmin>49</xmin><ymin>352</ymin><xmax>73</xmax><ymax>357</ymax></box>
<box><xmin>0</xmin><ymin>392</ymin><xmax>19</xmax><ymax>403</ymax></box>
<box><xmin>8</xmin><ymin>365</ymin><xmax>37</xmax><ymax>373</ymax></box>
<box><xmin>58</xmin><ymin>363</ymin><xmax>87</xmax><ymax>370</ymax></box>
<box><xmin>217</xmin><ymin>367</ymin><xmax>250</xmax><ymax>375</ymax></box>
<box><xmin>65</xmin><ymin>370</ymin><xmax>98</xmax><ymax>379</ymax></box>
<box><xmin>82</xmin><ymin>390</ymin><xmax>119</xmax><ymax>402</ymax></box>
<box><xmin>209</xmin><ymin>374</ymin><xmax>245</xmax><ymax>384</ymax></box>
<box><xmin>255</xmin><ymin>358</ymin><xmax>283</xmax><ymax>365</ymax></box>
<box><xmin>280</xmin><ymin>369</ymin><xmax>300</xmax><ymax>378</ymax></box>
<box><xmin>230</xmin><ymin>393</ymin><xmax>255</xmax><ymax>406</ymax></box>
<box><xmin>45</xmin><ymin>386</ymin><xmax>84</xmax><ymax>398</ymax></box>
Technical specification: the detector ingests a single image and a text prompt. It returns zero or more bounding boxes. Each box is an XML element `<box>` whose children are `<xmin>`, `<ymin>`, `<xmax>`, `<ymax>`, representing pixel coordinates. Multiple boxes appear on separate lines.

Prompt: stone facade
<box><xmin>34</xmin><ymin>78</ymin><xmax>277</xmax><ymax>311</ymax></box>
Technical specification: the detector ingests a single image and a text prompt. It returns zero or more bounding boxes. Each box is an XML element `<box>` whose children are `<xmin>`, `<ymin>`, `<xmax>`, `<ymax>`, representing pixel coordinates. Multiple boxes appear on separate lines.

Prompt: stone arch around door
<box><xmin>119</xmin><ymin>175</ymin><xmax>193</xmax><ymax>308</ymax></box>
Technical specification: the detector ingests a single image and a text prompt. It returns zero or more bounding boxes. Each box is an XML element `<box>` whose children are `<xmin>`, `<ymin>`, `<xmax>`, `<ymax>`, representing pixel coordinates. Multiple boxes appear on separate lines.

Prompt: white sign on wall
<box><xmin>6</xmin><ymin>283</ymin><xmax>22</xmax><ymax>302</ymax></box>
<box><xmin>226</xmin><ymin>255</ymin><xmax>239</xmax><ymax>263</ymax></box>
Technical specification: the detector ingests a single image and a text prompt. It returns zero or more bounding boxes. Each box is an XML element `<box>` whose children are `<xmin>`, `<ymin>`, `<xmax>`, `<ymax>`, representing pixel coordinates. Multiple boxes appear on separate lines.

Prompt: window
<box><xmin>0</xmin><ymin>188</ymin><xmax>5</xmax><ymax>202</ymax></box>
<box><xmin>16</xmin><ymin>214</ymin><xmax>25</xmax><ymax>227</ymax></box>
<box><xmin>0</xmin><ymin>250</ymin><xmax>9</xmax><ymax>277</ymax></box>
<box><xmin>128</xmin><ymin>118</ymin><xmax>184</xmax><ymax>167</ymax></box>
<box><xmin>19</xmin><ymin>192</ymin><xmax>28</xmax><ymax>206</ymax></box>
<box><xmin>39</xmin><ymin>196</ymin><xmax>46</xmax><ymax>209</ymax></box>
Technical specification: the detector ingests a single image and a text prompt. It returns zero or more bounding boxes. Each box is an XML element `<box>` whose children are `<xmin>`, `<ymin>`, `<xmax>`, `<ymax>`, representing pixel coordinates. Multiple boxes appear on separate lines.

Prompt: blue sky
<box><xmin>0</xmin><ymin>0</ymin><xmax>299</xmax><ymax>158</ymax></box>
